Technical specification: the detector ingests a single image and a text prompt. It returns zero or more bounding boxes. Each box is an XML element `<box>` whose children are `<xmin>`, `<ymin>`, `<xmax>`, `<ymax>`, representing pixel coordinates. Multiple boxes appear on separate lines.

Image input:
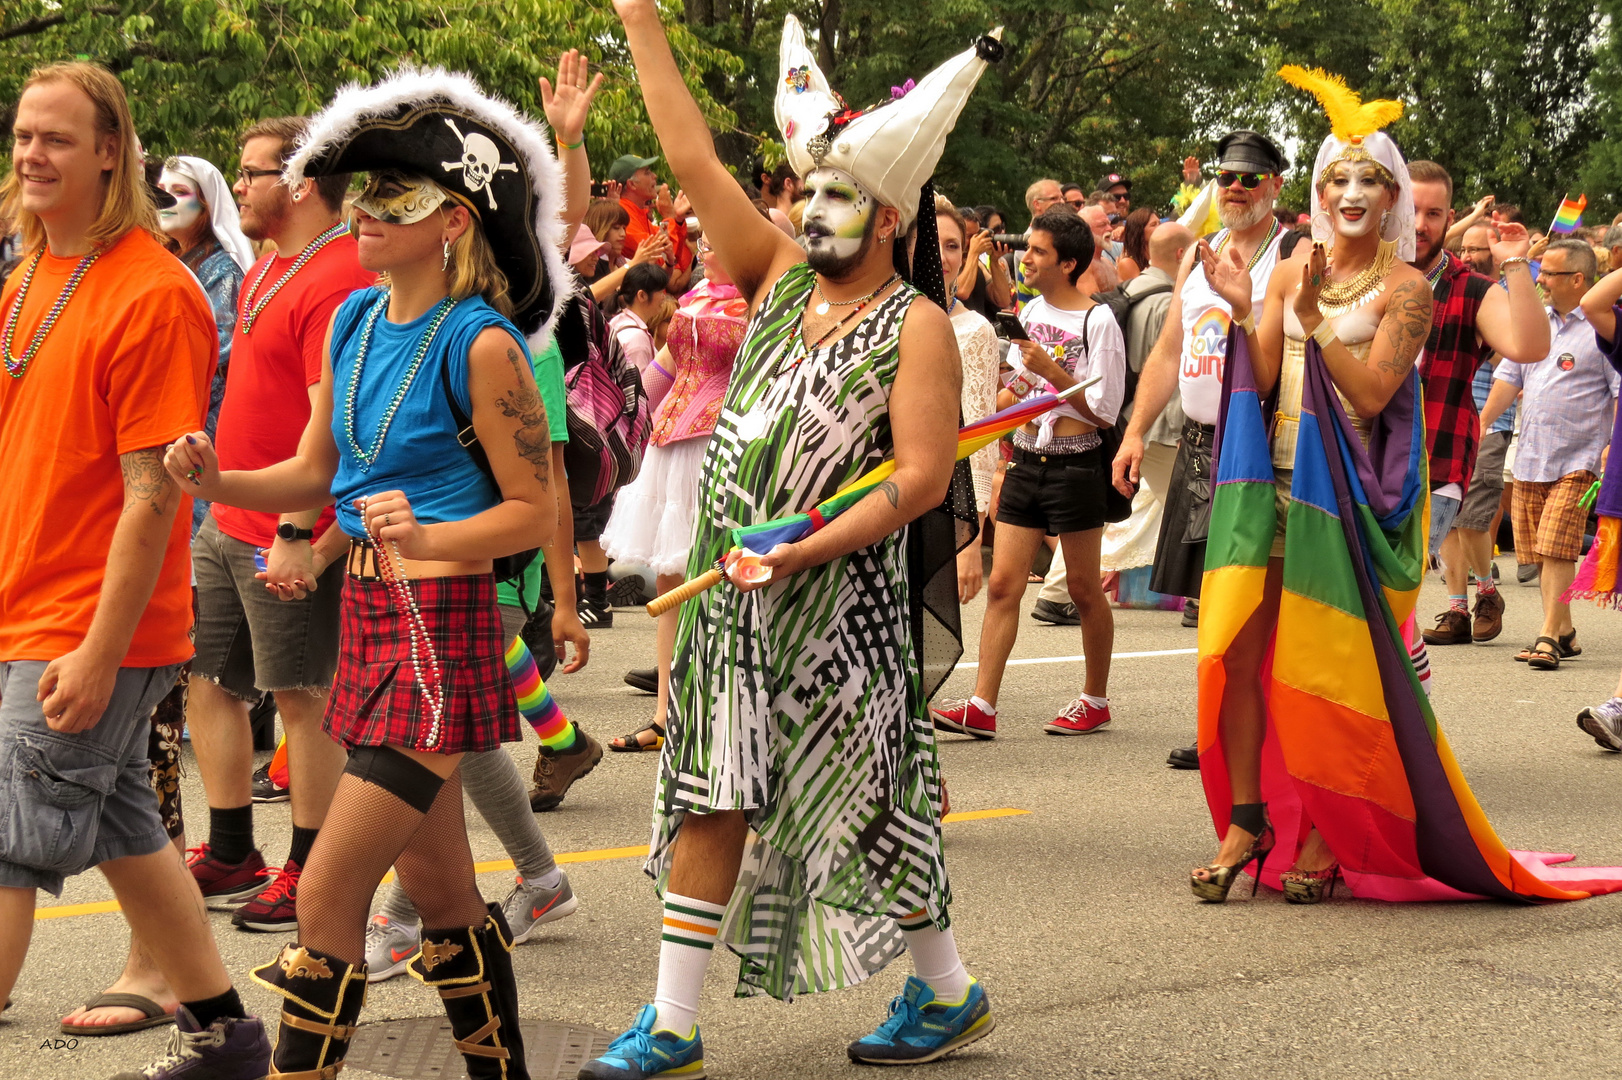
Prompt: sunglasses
<box><xmin>1217</xmin><ymin>171</ymin><xmax>1274</xmax><ymax>190</ymax></box>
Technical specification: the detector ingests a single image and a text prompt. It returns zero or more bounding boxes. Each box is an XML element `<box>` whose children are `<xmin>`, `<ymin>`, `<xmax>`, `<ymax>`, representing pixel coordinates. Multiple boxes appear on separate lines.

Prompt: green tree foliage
<box><xmin>0</xmin><ymin>0</ymin><xmax>740</xmax><ymax>172</ymax></box>
<box><xmin>2</xmin><ymin>0</ymin><xmax>1613</xmax><ymax>225</ymax></box>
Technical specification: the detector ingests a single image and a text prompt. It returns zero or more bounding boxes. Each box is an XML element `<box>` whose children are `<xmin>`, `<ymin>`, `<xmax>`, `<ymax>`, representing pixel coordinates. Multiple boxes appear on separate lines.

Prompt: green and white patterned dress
<box><xmin>648</xmin><ymin>262</ymin><xmax>950</xmax><ymax>1002</ymax></box>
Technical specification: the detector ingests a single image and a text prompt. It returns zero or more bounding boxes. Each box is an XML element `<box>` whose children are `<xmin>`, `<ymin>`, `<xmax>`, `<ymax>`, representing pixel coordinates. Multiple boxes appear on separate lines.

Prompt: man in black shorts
<box><xmin>934</xmin><ymin>210</ymin><xmax>1128</xmax><ymax>738</ymax></box>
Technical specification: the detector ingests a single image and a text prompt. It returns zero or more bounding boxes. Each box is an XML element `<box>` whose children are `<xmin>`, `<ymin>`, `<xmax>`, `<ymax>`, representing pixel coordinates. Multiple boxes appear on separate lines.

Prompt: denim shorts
<box><xmin>192</xmin><ymin>515</ymin><xmax>344</xmax><ymax>701</ymax></box>
<box><xmin>0</xmin><ymin>660</ymin><xmax>180</xmax><ymax>895</ymax></box>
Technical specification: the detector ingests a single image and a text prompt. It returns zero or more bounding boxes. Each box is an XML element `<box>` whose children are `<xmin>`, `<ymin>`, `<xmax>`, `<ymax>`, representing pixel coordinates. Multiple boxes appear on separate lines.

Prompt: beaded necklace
<box><xmin>1318</xmin><ymin>239</ymin><xmax>1397</xmax><ymax>319</ymax></box>
<box><xmin>1424</xmin><ymin>253</ymin><xmax>1448</xmax><ymax>292</ymax></box>
<box><xmin>774</xmin><ymin>274</ymin><xmax>900</xmax><ymax>380</ymax></box>
<box><xmin>1216</xmin><ymin>219</ymin><xmax>1281</xmax><ymax>274</ymax></box>
<box><xmin>359</xmin><ymin>497</ymin><xmax>445</xmax><ymax>750</ymax></box>
<box><xmin>239</xmin><ymin>222</ymin><xmax>349</xmax><ymax>333</ymax></box>
<box><xmin>3</xmin><ymin>248</ymin><xmax>101</xmax><ymax>379</ymax></box>
<box><xmin>342</xmin><ymin>293</ymin><xmax>459</xmax><ymax>472</ymax></box>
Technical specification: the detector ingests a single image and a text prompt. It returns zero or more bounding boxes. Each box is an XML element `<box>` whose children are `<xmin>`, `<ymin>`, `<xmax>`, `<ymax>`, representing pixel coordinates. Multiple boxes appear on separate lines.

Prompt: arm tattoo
<box><xmin>120</xmin><ymin>448</ymin><xmax>174</xmax><ymax>517</ymax></box>
<box><xmin>877</xmin><ymin>479</ymin><xmax>901</xmax><ymax>509</ymax></box>
<box><xmin>1378</xmin><ymin>280</ymin><xmax>1434</xmax><ymax>378</ymax></box>
<box><xmin>495</xmin><ymin>347</ymin><xmax>551</xmax><ymax>487</ymax></box>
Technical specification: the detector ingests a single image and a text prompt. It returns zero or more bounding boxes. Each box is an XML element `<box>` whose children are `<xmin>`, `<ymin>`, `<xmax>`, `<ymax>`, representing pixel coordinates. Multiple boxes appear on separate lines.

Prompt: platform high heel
<box><xmin>1281</xmin><ymin>863</ymin><xmax>1341</xmax><ymax>904</ymax></box>
<box><xmin>1190</xmin><ymin>803</ymin><xmax>1274</xmax><ymax>903</ymax></box>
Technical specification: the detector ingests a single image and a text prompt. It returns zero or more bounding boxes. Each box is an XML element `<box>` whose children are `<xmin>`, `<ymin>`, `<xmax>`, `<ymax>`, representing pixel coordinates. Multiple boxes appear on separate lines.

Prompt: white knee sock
<box><xmin>899</xmin><ymin>916</ymin><xmax>971</xmax><ymax>1004</ymax></box>
<box><xmin>652</xmin><ymin>892</ymin><xmax>726</xmax><ymax>1036</ymax></box>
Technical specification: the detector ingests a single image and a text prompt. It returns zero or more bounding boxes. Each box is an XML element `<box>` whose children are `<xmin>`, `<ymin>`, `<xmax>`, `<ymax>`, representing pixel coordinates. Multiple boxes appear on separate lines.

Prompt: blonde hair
<box><xmin>934</xmin><ymin>193</ymin><xmax>967</xmax><ymax>245</ymax></box>
<box><xmin>446</xmin><ymin>212</ymin><xmax>512</xmax><ymax>318</ymax></box>
<box><xmin>0</xmin><ymin>62</ymin><xmax>158</xmax><ymax>254</ymax></box>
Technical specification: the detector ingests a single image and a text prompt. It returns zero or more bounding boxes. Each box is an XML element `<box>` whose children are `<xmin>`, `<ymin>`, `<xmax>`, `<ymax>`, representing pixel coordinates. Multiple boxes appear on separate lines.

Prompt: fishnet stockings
<box><xmin>297</xmin><ymin>767</ymin><xmax>486</xmax><ymax>967</ymax></box>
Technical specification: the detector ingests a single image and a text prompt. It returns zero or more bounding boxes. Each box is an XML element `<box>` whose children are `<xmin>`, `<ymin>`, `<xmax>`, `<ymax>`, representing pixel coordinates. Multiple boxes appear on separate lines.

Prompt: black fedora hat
<box><xmin>285</xmin><ymin>66</ymin><xmax>570</xmax><ymax>343</ymax></box>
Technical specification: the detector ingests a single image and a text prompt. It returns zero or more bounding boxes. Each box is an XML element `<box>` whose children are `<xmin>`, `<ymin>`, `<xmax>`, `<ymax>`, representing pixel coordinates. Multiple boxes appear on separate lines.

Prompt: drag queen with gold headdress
<box><xmin>1184</xmin><ymin>68</ymin><xmax>1622</xmax><ymax>910</ymax></box>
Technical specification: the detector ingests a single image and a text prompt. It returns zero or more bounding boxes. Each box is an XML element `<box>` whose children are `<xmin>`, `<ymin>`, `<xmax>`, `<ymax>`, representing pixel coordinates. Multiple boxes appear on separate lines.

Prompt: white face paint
<box><xmin>1321</xmin><ymin>159</ymin><xmax>1394</xmax><ymax>240</ymax></box>
<box><xmin>801</xmin><ymin>166</ymin><xmax>877</xmax><ymax>269</ymax></box>
<box><xmin>157</xmin><ymin>168</ymin><xmax>203</xmax><ymax>235</ymax></box>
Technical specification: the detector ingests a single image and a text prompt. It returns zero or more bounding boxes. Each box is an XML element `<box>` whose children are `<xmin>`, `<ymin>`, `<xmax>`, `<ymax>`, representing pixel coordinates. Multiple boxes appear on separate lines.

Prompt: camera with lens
<box><xmin>991</xmin><ymin>233</ymin><xmax>1028</xmax><ymax>251</ymax></box>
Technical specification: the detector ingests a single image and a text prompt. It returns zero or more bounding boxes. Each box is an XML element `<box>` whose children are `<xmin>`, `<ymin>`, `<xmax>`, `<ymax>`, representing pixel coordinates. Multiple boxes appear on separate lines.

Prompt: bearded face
<box><xmin>801</xmin><ymin>166</ymin><xmax>880</xmax><ymax>279</ymax></box>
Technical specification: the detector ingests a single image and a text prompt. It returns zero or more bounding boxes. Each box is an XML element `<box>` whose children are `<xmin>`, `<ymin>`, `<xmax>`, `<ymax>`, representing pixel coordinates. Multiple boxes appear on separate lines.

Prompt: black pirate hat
<box><xmin>285</xmin><ymin>65</ymin><xmax>570</xmax><ymax>343</ymax></box>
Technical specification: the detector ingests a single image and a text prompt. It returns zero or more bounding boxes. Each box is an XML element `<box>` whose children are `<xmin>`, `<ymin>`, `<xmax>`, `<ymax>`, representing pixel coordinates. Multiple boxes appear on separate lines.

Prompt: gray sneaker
<box><xmin>108</xmin><ymin>1007</ymin><xmax>269</xmax><ymax>1079</ymax></box>
<box><xmin>501</xmin><ymin>871</ymin><xmax>579</xmax><ymax>945</ymax></box>
<box><xmin>1577</xmin><ymin>703</ymin><xmax>1622</xmax><ymax>752</ymax></box>
<box><xmin>364</xmin><ymin>912</ymin><xmax>420</xmax><ymax>982</ymax></box>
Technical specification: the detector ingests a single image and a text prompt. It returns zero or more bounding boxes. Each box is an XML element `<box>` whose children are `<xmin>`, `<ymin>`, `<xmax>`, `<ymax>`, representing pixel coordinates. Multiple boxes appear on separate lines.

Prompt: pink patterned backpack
<box><xmin>553</xmin><ymin>292</ymin><xmax>652</xmax><ymax>508</ymax></box>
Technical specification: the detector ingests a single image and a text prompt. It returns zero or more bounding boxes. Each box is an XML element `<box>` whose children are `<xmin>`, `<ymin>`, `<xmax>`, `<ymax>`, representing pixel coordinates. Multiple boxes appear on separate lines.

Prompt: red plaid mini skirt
<box><xmin>324</xmin><ymin>573</ymin><xmax>519</xmax><ymax>754</ymax></box>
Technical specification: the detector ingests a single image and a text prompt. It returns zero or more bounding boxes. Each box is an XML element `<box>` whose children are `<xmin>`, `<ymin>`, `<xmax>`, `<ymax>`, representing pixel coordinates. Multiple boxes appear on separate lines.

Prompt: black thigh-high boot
<box><xmin>250</xmin><ymin>943</ymin><xmax>368</xmax><ymax>1079</ymax></box>
<box><xmin>410</xmin><ymin>903</ymin><xmax>529</xmax><ymax>1080</ymax></box>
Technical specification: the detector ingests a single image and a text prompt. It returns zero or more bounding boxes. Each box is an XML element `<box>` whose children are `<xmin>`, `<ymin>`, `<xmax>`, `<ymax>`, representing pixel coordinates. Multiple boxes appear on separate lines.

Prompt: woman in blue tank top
<box><xmin>164</xmin><ymin>70</ymin><xmax>573</xmax><ymax>1080</ymax></box>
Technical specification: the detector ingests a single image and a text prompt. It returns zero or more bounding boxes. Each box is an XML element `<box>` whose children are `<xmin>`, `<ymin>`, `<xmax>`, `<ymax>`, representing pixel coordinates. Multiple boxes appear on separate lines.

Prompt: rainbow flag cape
<box><xmin>731</xmin><ymin>382</ymin><xmax>1092</xmax><ymax>553</ymax></box>
<box><xmin>1198</xmin><ymin>328</ymin><xmax>1622</xmax><ymax>901</ymax></box>
<box><xmin>1550</xmin><ymin>194</ymin><xmax>1587</xmax><ymax>234</ymax></box>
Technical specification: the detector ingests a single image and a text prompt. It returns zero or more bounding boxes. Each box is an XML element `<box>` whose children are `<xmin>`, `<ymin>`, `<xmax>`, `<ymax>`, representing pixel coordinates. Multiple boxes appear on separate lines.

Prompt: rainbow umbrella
<box><xmin>648</xmin><ymin>376</ymin><xmax>1098</xmax><ymax>615</ymax></box>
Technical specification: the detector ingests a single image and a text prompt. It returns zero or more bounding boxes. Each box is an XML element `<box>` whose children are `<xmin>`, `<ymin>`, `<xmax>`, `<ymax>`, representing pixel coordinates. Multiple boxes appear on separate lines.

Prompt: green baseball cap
<box><xmin>608</xmin><ymin>154</ymin><xmax>660</xmax><ymax>184</ymax></box>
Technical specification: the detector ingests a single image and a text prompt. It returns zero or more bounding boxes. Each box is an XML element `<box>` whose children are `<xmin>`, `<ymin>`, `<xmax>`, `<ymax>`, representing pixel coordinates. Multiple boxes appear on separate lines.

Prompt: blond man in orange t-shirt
<box><xmin>0</xmin><ymin>63</ymin><xmax>270</xmax><ymax>1077</ymax></box>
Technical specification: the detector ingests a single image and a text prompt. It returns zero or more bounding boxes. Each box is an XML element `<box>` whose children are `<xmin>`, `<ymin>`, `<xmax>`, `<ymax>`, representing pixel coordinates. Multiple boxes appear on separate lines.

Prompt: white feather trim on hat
<box><xmin>285</xmin><ymin>64</ymin><xmax>573</xmax><ymax>347</ymax></box>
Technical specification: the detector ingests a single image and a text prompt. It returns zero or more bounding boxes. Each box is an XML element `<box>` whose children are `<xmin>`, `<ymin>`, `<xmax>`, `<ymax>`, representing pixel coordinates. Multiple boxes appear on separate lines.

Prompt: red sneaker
<box><xmin>185</xmin><ymin>845</ymin><xmax>267</xmax><ymax>908</ymax></box>
<box><xmin>930</xmin><ymin>699</ymin><xmax>996</xmax><ymax>739</ymax></box>
<box><xmin>230</xmin><ymin>858</ymin><xmax>301</xmax><ymax>932</ymax></box>
<box><xmin>1044</xmin><ymin>698</ymin><xmax>1112</xmax><ymax>735</ymax></box>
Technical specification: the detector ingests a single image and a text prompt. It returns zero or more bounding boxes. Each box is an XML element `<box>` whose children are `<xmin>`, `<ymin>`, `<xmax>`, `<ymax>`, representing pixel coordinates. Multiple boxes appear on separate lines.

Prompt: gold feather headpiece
<box><xmin>1279</xmin><ymin>65</ymin><xmax>1404</xmax><ymax>188</ymax></box>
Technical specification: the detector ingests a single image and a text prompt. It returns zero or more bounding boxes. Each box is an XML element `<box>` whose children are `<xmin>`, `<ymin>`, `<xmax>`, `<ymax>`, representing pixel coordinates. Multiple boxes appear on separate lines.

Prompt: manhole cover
<box><xmin>346</xmin><ymin>1016</ymin><xmax>614</xmax><ymax>1080</ymax></box>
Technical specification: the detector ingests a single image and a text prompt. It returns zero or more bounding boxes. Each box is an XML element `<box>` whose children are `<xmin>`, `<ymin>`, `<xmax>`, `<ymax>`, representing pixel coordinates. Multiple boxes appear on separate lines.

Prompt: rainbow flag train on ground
<box><xmin>1196</xmin><ymin>329</ymin><xmax>1622</xmax><ymax>901</ymax></box>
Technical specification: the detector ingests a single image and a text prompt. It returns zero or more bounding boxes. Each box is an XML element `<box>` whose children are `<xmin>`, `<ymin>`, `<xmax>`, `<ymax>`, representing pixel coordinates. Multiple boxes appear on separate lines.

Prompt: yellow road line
<box><xmin>34</xmin><ymin>809</ymin><xmax>1030</xmax><ymax>922</ymax></box>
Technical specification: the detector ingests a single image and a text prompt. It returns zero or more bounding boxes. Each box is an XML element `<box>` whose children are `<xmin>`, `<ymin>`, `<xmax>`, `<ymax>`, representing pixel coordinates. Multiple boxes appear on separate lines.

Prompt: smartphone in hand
<box><xmin>993</xmin><ymin>311</ymin><xmax>1029</xmax><ymax>341</ymax></box>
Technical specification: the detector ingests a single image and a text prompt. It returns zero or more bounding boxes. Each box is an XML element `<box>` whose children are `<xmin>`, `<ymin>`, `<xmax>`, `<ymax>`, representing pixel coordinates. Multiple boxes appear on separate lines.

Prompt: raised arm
<box><xmin>614</xmin><ymin>0</ymin><xmax>803</xmax><ymax>305</ymax></box>
<box><xmin>1476</xmin><ymin>224</ymin><xmax>1548</xmax><ymax>362</ymax></box>
<box><xmin>1582</xmin><ymin>266</ymin><xmax>1622</xmax><ymax>345</ymax></box>
<box><xmin>1298</xmin><ymin>259</ymin><xmax>1433</xmax><ymax>418</ymax></box>
<box><xmin>540</xmin><ymin>49</ymin><xmax>604</xmax><ymax>239</ymax></box>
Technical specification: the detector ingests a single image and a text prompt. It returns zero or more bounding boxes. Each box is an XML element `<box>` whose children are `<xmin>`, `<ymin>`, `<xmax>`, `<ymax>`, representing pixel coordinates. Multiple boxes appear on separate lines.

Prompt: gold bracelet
<box><xmin>1236</xmin><ymin>311</ymin><xmax>1256</xmax><ymax>334</ymax></box>
<box><xmin>1311</xmin><ymin>320</ymin><xmax>1337</xmax><ymax>349</ymax></box>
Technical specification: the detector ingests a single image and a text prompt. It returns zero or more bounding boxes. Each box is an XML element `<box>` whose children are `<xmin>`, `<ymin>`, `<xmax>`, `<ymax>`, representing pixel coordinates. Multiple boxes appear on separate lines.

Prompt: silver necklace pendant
<box><xmin>815</xmin><ymin>301</ymin><xmax>831</xmax><ymax>315</ymax></box>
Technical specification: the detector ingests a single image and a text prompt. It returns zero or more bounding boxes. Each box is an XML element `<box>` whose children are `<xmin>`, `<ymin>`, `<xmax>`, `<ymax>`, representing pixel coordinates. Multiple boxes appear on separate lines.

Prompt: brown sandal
<box><xmin>1526</xmin><ymin>635</ymin><xmax>1562</xmax><ymax>671</ymax></box>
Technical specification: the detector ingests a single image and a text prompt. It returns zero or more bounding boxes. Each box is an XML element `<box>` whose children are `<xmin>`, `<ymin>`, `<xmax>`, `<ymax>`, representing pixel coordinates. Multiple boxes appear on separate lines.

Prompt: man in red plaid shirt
<box><xmin>1407</xmin><ymin>162</ymin><xmax>1548</xmax><ymax>649</ymax></box>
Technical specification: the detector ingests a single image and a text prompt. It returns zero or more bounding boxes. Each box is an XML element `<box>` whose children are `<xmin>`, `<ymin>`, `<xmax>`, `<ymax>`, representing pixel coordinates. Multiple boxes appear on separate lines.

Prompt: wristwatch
<box><xmin>276</xmin><ymin>522</ymin><xmax>315</xmax><ymax>542</ymax></box>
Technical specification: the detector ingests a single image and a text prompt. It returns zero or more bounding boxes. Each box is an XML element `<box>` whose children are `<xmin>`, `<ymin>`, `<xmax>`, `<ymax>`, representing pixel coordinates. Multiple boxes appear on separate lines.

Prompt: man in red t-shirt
<box><xmin>0</xmin><ymin>62</ymin><xmax>269</xmax><ymax>1076</ymax></box>
<box><xmin>183</xmin><ymin>116</ymin><xmax>374</xmax><ymax>931</ymax></box>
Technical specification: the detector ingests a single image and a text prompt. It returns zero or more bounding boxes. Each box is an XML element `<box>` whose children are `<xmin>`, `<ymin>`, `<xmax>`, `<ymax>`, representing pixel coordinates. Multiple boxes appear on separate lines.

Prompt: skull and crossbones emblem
<box><xmin>441</xmin><ymin>118</ymin><xmax>519</xmax><ymax>210</ymax></box>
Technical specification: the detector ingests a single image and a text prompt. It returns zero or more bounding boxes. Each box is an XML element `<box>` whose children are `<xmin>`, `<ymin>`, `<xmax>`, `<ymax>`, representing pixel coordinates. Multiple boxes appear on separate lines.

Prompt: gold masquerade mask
<box><xmin>351</xmin><ymin>172</ymin><xmax>450</xmax><ymax>225</ymax></box>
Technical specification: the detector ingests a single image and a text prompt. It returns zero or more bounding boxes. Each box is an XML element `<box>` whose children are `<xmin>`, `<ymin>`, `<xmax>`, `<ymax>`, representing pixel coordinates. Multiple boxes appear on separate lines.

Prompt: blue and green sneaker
<box><xmin>846</xmin><ymin>975</ymin><xmax>995</xmax><ymax>1065</ymax></box>
<box><xmin>578</xmin><ymin>1004</ymin><xmax>705</xmax><ymax>1079</ymax></box>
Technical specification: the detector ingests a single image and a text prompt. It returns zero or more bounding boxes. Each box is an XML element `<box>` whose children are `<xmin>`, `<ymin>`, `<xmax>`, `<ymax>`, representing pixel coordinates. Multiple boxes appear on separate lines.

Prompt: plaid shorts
<box><xmin>325</xmin><ymin>572</ymin><xmax>519</xmax><ymax>755</ymax></box>
<box><xmin>1513</xmin><ymin>470</ymin><xmax>1597</xmax><ymax>565</ymax></box>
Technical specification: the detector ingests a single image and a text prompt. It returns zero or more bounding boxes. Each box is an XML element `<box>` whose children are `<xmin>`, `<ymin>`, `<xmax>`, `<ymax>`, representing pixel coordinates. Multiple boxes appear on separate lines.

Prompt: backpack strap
<box><xmin>440</xmin><ymin>351</ymin><xmax>497</xmax><ymax>484</ymax></box>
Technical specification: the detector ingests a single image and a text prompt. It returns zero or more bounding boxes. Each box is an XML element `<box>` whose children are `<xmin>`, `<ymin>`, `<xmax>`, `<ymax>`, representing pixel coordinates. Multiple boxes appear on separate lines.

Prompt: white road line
<box><xmin>956</xmin><ymin>647</ymin><xmax>1196</xmax><ymax>669</ymax></box>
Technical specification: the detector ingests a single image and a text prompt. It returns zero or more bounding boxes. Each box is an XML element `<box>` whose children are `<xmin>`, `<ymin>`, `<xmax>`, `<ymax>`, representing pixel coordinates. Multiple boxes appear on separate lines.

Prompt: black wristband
<box><xmin>276</xmin><ymin>522</ymin><xmax>315</xmax><ymax>542</ymax></box>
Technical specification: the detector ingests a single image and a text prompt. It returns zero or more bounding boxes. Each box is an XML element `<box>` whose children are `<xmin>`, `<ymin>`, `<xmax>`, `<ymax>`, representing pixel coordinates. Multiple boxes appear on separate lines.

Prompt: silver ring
<box><xmin>384</xmin><ymin>513</ymin><xmax>393</xmax><ymax>527</ymax></box>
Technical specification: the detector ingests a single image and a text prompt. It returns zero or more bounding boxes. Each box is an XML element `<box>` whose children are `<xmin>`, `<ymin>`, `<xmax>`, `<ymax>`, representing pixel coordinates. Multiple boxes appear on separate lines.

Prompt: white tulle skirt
<box><xmin>601</xmin><ymin>437</ymin><xmax>709</xmax><ymax>576</ymax></box>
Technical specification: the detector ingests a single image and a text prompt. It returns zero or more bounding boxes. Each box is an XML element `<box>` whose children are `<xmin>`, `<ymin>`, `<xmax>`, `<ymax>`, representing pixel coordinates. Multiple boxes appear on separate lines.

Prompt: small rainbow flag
<box><xmin>1551</xmin><ymin>194</ymin><xmax>1587</xmax><ymax>234</ymax></box>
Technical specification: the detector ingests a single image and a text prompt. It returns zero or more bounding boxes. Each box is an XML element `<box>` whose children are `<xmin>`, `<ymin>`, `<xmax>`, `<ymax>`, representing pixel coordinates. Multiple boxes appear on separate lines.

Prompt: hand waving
<box><xmin>1294</xmin><ymin>241</ymin><xmax>1329</xmax><ymax>330</ymax></box>
<box><xmin>1491</xmin><ymin>221</ymin><xmax>1532</xmax><ymax>264</ymax></box>
<box><xmin>1198</xmin><ymin>239</ymin><xmax>1254</xmax><ymax>321</ymax></box>
<box><xmin>539</xmin><ymin>49</ymin><xmax>604</xmax><ymax>150</ymax></box>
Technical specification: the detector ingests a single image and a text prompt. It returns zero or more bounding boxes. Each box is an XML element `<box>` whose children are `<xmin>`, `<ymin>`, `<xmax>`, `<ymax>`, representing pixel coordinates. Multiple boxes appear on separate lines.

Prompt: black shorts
<box><xmin>996</xmin><ymin>445</ymin><xmax>1109</xmax><ymax>536</ymax></box>
<box><xmin>573</xmin><ymin>491</ymin><xmax>618</xmax><ymax>543</ymax></box>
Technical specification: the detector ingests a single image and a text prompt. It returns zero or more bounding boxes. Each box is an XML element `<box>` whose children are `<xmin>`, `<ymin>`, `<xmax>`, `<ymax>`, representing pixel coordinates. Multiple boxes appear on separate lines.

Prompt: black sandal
<box><xmin>608</xmin><ymin>724</ymin><xmax>665</xmax><ymax>752</ymax></box>
<box><xmin>1559</xmin><ymin>629</ymin><xmax>1582</xmax><ymax>660</ymax></box>
<box><xmin>1526</xmin><ymin>635</ymin><xmax>1562</xmax><ymax>671</ymax></box>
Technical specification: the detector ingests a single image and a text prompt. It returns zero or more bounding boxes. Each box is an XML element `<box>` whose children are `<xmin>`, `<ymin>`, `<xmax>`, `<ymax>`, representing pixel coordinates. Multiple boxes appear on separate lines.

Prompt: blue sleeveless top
<box><xmin>329</xmin><ymin>287</ymin><xmax>529</xmax><ymax>537</ymax></box>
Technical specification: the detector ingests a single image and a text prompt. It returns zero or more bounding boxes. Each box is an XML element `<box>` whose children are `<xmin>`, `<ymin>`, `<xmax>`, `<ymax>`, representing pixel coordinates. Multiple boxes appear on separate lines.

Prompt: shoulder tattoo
<box><xmin>1378</xmin><ymin>279</ymin><xmax>1433</xmax><ymax>378</ymax></box>
<box><xmin>495</xmin><ymin>347</ymin><xmax>551</xmax><ymax>487</ymax></box>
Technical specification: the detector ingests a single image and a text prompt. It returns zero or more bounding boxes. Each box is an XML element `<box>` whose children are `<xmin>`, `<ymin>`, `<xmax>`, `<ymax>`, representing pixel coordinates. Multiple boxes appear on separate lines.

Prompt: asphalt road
<box><xmin>7</xmin><ymin>568</ymin><xmax>1622</xmax><ymax>1080</ymax></box>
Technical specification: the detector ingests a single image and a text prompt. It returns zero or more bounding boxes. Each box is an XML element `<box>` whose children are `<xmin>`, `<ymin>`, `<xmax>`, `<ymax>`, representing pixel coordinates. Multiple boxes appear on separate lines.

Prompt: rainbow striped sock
<box><xmin>504</xmin><ymin>635</ymin><xmax>576</xmax><ymax>751</ymax></box>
